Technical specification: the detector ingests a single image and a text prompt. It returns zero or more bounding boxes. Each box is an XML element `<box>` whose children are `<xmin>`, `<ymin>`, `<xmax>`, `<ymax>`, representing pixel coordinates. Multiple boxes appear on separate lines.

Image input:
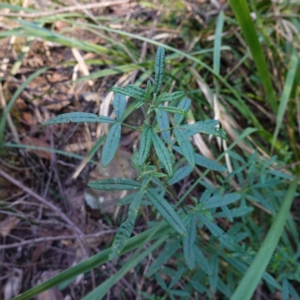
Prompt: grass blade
<box><xmin>231</xmin><ymin>177</ymin><xmax>299</xmax><ymax>300</ymax></box>
<box><xmin>83</xmin><ymin>235</ymin><xmax>167</xmax><ymax>300</ymax></box>
<box><xmin>0</xmin><ymin>67</ymin><xmax>47</xmax><ymax>149</ymax></box>
<box><xmin>272</xmin><ymin>48</ymin><xmax>299</xmax><ymax>152</ymax></box>
<box><xmin>229</xmin><ymin>0</ymin><xmax>277</xmax><ymax>112</ymax></box>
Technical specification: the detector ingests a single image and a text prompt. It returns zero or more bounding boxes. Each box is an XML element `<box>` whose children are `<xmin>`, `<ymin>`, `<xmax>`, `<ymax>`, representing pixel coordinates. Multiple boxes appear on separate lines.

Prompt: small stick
<box><xmin>0</xmin><ymin>231</ymin><xmax>116</xmax><ymax>250</ymax></box>
<box><xmin>0</xmin><ymin>169</ymin><xmax>84</xmax><ymax>235</ymax></box>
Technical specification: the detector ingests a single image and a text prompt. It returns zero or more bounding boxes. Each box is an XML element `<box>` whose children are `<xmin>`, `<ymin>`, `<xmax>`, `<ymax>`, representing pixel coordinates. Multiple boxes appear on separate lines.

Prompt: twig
<box><xmin>0</xmin><ymin>1</ymin><xmax>129</xmax><ymax>18</ymax></box>
<box><xmin>0</xmin><ymin>231</ymin><xmax>116</xmax><ymax>250</ymax></box>
<box><xmin>0</xmin><ymin>169</ymin><xmax>84</xmax><ymax>235</ymax></box>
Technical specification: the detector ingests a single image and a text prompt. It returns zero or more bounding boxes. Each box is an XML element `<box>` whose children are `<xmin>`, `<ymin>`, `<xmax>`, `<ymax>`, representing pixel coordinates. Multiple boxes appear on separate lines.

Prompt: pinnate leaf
<box><xmin>174</xmin><ymin>129</ymin><xmax>195</xmax><ymax>167</ymax></box>
<box><xmin>151</xmin><ymin>129</ymin><xmax>173</xmax><ymax>177</ymax></box>
<box><xmin>113</xmin><ymin>93</ymin><xmax>126</xmax><ymax>120</ymax></box>
<box><xmin>102</xmin><ymin>122</ymin><xmax>121</xmax><ymax>167</ymax></box>
<box><xmin>44</xmin><ymin>112</ymin><xmax>116</xmax><ymax>125</ymax></box>
<box><xmin>146</xmin><ymin>189</ymin><xmax>186</xmax><ymax>235</ymax></box>
<box><xmin>88</xmin><ymin>178</ymin><xmax>141</xmax><ymax>191</ymax></box>
<box><xmin>138</xmin><ymin>126</ymin><xmax>152</xmax><ymax>166</ymax></box>
<box><xmin>109</xmin><ymin>191</ymin><xmax>142</xmax><ymax>259</ymax></box>
<box><xmin>174</xmin><ymin>98</ymin><xmax>191</xmax><ymax>125</ymax></box>
<box><xmin>153</xmin><ymin>46</ymin><xmax>165</xmax><ymax>94</ymax></box>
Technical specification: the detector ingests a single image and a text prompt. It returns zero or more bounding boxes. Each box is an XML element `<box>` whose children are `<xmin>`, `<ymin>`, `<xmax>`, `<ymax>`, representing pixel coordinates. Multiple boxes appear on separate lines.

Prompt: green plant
<box><xmin>44</xmin><ymin>46</ymin><xmax>228</xmax><ymax>258</ymax></box>
<box><xmin>13</xmin><ymin>45</ymin><xmax>299</xmax><ymax>300</ymax></box>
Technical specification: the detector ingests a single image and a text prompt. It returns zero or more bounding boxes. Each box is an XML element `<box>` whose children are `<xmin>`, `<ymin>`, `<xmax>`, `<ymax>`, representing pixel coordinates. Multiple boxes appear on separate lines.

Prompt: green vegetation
<box><xmin>0</xmin><ymin>1</ymin><xmax>299</xmax><ymax>299</ymax></box>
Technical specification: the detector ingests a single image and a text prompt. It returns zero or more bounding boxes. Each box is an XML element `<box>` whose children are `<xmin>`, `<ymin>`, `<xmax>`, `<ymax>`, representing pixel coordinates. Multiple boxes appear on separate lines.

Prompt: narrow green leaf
<box><xmin>214</xmin><ymin>206</ymin><xmax>253</xmax><ymax>218</ymax></box>
<box><xmin>145</xmin><ymin>80</ymin><xmax>152</xmax><ymax>99</ymax></box>
<box><xmin>109</xmin><ymin>192</ymin><xmax>142</xmax><ymax>259</ymax></box>
<box><xmin>158</xmin><ymin>91</ymin><xmax>185</xmax><ymax>102</ymax></box>
<box><xmin>138</xmin><ymin>126</ymin><xmax>152</xmax><ymax>166</ymax></box>
<box><xmin>146</xmin><ymin>189</ymin><xmax>186</xmax><ymax>235</ymax></box>
<box><xmin>0</xmin><ymin>67</ymin><xmax>47</xmax><ymax>149</ymax></box>
<box><xmin>178</xmin><ymin>120</ymin><xmax>227</xmax><ymax>139</ymax></box>
<box><xmin>213</xmin><ymin>10</ymin><xmax>224</xmax><ymax>78</ymax></box>
<box><xmin>146</xmin><ymin>240</ymin><xmax>180</xmax><ymax>277</ymax></box>
<box><xmin>102</xmin><ymin>123</ymin><xmax>121</xmax><ymax>167</ymax></box>
<box><xmin>44</xmin><ymin>112</ymin><xmax>116</xmax><ymax>125</ymax></box>
<box><xmin>113</xmin><ymin>93</ymin><xmax>126</xmax><ymax>120</ymax></box>
<box><xmin>153</xmin><ymin>46</ymin><xmax>165</xmax><ymax>93</ymax></box>
<box><xmin>150</xmin><ymin>172</ymin><xmax>167</xmax><ymax>178</ymax></box>
<box><xmin>83</xmin><ymin>235</ymin><xmax>167</xmax><ymax>300</ymax></box>
<box><xmin>170</xmin><ymin>290</ymin><xmax>190</xmax><ymax>297</ymax></box>
<box><xmin>169</xmin><ymin>267</ymin><xmax>185</xmax><ymax>289</ymax></box>
<box><xmin>168</xmin><ymin>165</ymin><xmax>193</xmax><ymax>186</ymax></box>
<box><xmin>173</xmin><ymin>146</ymin><xmax>226</xmax><ymax>172</ymax></box>
<box><xmin>203</xmin><ymin>193</ymin><xmax>241</xmax><ymax>209</ymax></box>
<box><xmin>134</xmin><ymin>101</ymin><xmax>144</xmax><ymax>109</ymax></box>
<box><xmin>195</xmin><ymin>248</ymin><xmax>213</xmax><ymax>275</ymax></box>
<box><xmin>154</xmin><ymin>107</ymin><xmax>161</xmax><ymax>117</ymax></box>
<box><xmin>155</xmin><ymin>273</ymin><xmax>168</xmax><ymax>291</ymax></box>
<box><xmin>183</xmin><ymin>214</ymin><xmax>196</xmax><ymax>270</ymax></box>
<box><xmin>117</xmin><ymin>192</ymin><xmax>139</xmax><ymax>205</ymax></box>
<box><xmin>174</xmin><ymin>129</ymin><xmax>195</xmax><ymax>167</ymax></box>
<box><xmin>110</xmin><ymin>85</ymin><xmax>146</xmax><ymax>101</ymax></box>
<box><xmin>195</xmin><ymin>154</ymin><xmax>227</xmax><ymax>172</ymax></box>
<box><xmin>159</xmin><ymin>105</ymin><xmax>187</xmax><ymax>115</ymax></box>
<box><xmin>174</xmin><ymin>98</ymin><xmax>191</xmax><ymax>125</ymax></box>
<box><xmin>231</xmin><ymin>178</ymin><xmax>299</xmax><ymax>300</ymax></box>
<box><xmin>156</xmin><ymin>110</ymin><xmax>170</xmax><ymax>143</ymax></box>
<box><xmin>151</xmin><ymin>129</ymin><xmax>173</xmax><ymax>177</ymax></box>
<box><xmin>209</xmin><ymin>254</ymin><xmax>219</xmax><ymax>293</ymax></box>
<box><xmin>198</xmin><ymin>215</ymin><xmax>237</xmax><ymax>251</ymax></box>
<box><xmin>16</xmin><ymin>20</ymin><xmax>119</xmax><ymax>57</ymax></box>
<box><xmin>229</xmin><ymin>0</ymin><xmax>277</xmax><ymax>112</ymax></box>
<box><xmin>88</xmin><ymin>178</ymin><xmax>141</xmax><ymax>191</ymax></box>
<box><xmin>272</xmin><ymin>48</ymin><xmax>299</xmax><ymax>151</ymax></box>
